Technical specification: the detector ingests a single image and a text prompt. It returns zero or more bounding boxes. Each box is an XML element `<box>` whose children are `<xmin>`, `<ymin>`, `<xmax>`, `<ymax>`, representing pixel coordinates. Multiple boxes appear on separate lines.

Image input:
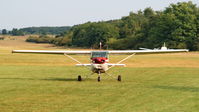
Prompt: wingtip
<box><xmin>12</xmin><ymin>50</ymin><xmax>17</xmax><ymax>53</ymax></box>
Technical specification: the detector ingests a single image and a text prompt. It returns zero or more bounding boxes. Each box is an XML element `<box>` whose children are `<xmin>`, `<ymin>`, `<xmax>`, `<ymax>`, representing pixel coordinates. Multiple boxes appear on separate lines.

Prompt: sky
<box><xmin>0</xmin><ymin>0</ymin><xmax>198</xmax><ymax>30</ymax></box>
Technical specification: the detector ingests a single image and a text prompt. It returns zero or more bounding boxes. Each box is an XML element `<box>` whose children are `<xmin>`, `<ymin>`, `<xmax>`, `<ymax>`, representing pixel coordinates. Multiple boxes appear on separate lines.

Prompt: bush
<box><xmin>26</xmin><ymin>35</ymin><xmax>54</xmax><ymax>43</ymax></box>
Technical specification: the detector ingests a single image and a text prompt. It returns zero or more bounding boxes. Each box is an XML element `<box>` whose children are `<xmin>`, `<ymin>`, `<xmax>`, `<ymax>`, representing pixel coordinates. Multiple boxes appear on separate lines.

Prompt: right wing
<box><xmin>108</xmin><ymin>49</ymin><xmax>188</xmax><ymax>54</ymax></box>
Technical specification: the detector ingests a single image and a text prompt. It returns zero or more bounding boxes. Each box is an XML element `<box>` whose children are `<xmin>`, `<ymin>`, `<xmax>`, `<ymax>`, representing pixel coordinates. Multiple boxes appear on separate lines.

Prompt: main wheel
<box><xmin>117</xmin><ymin>75</ymin><xmax>121</xmax><ymax>81</ymax></box>
<box><xmin>97</xmin><ymin>76</ymin><xmax>101</xmax><ymax>82</ymax></box>
<box><xmin>78</xmin><ymin>75</ymin><xmax>82</xmax><ymax>81</ymax></box>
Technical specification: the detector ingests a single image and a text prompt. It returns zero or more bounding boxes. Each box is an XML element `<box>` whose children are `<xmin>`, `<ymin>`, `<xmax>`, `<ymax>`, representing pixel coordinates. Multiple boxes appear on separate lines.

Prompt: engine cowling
<box><xmin>91</xmin><ymin>57</ymin><xmax>107</xmax><ymax>64</ymax></box>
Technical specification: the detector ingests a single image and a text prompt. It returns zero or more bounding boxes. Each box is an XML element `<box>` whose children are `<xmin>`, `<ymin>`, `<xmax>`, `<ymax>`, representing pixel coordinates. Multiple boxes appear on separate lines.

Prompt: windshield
<box><xmin>91</xmin><ymin>51</ymin><xmax>108</xmax><ymax>58</ymax></box>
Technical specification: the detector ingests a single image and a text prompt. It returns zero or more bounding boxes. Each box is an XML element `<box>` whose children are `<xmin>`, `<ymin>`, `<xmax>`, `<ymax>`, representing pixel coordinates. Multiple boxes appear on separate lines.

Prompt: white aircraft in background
<box><xmin>12</xmin><ymin>44</ymin><xmax>188</xmax><ymax>82</ymax></box>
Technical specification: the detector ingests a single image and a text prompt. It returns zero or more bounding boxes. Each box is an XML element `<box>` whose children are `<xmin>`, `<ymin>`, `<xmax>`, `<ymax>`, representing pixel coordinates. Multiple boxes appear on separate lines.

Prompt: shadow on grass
<box><xmin>42</xmin><ymin>78</ymin><xmax>77</xmax><ymax>81</ymax></box>
<box><xmin>0</xmin><ymin>77</ymin><xmax>96</xmax><ymax>82</ymax></box>
<box><xmin>42</xmin><ymin>78</ymin><xmax>100</xmax><ymax>82</ymax></box>
<box><xmin>0</xmin><ymin>77</ymin><xmax>77</xmax><ymax>81</ymax></box>
<box><xmin>0</xmin><ymin>78</ymin><xmax>36</xmax><ymax>80</ymax></box>
<box><xmin>153</xmin><ymin>85</ymin><xmax>199</xmax><ymax>92</ymax></box>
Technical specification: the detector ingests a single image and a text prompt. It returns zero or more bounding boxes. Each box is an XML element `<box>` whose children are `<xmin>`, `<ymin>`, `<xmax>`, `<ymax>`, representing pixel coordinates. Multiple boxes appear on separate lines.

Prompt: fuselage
<box><xmin>90</xmin><ymin>51</ymin><xmax>109</xmax><ymax>73</ymax></box>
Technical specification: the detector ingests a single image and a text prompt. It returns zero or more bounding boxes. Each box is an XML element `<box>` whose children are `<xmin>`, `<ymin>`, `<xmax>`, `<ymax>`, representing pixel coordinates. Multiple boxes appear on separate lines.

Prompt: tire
<box><xmin>97</xmin><ymin>76</ymin><xmax>101</xmax><ymax>82</ymax></box>
<box><xmin>78</xmin><ymin>75</ymin><xmax>82</xmax><ymax>81</ymax></box>
<box><xmin>118</xmin><ymin>75</ymin><xmax>121</xmax><ymax>81</ymax></box>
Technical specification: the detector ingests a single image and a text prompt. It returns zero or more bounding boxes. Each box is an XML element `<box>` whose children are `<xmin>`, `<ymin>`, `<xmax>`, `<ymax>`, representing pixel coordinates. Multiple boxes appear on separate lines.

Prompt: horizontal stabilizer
<box><xmin>76</xmin><ymin>64</ymin><xmax>91</xmax><ymax>66</ymax></box>
<box><xmin>76</xmin><ymin>64</ymin><xmax>125</xmax><ymax>67</ymax></box>
<box><xmin>108</xmin><ymin>64</ymin><xmax>126</xmax><ymax>67</ymax></box>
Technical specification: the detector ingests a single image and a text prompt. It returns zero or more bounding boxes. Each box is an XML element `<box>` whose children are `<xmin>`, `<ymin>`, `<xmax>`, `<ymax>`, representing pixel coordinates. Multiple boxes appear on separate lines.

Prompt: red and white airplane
<box><xmin>12</xmin><ymin>44</ymin><xmax>188</xmax><ymax>81</ymax></box>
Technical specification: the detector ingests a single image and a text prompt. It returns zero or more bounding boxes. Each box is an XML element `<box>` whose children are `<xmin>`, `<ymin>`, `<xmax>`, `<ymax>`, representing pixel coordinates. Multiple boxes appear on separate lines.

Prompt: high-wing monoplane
<box><xmin>12</xmin><ymin>44</ymin><xmax>188</xmax><ymax>81</ymax></box>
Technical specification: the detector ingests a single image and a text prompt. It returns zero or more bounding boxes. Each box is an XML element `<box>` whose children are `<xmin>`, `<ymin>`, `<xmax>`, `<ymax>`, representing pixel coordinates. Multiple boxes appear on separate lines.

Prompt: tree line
<box><xmin>28</xmin><ymin>1</ymin><xmax>198</xmax><ymax>50</ymax></box>
<box><xmin>20</xmin><ymin>26</ymin><xmax>71</xmax><ymax>35</ymax></box>
<box><xmin>0</xmin><ymin>28</ymin><xmax>24</xmax><ymax>36</ymax></box>
<box><xmin>11</xmin><ymin>1</ymin><xmax>199</xmax><ymax>51</ymax></box>
<box><xmin>0</xmin><ymin>26</ymin><xmax>71</xmax><ymax>36</ymax></box>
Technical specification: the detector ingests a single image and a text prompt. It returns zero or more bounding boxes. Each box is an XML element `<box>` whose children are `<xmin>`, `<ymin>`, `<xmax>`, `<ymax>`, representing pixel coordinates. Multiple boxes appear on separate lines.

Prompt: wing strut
<box><xmin>64</xmin><ymin>53</ymin><xmax>91</xmax><ymax>70</ymax></box>
<box><xmin>64</xmin><ymin>53</ymin><xmax>82</xmax><ymax>64</ymax></box>
<box><xmin>107</xmin><ymin>53</ymin><xmax>136</xmax><ymax>71</ymax></box>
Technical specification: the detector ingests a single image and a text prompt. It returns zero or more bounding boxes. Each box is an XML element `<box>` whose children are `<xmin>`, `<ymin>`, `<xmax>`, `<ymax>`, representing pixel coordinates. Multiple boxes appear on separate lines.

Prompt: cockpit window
<box><xmin>91</xmin><ymin>51</ymin><xmax>108</xmax><ymax>58</ymax></box>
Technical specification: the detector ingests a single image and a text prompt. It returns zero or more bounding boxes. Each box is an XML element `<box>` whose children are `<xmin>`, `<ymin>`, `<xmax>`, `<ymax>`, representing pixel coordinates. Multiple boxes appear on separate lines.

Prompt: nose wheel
<box><xmin>97</xmin><ymin>76</ymin><xmax>101</xmax><ymax>82</ymax></box>
<box><xmin>97</xmin><ymin>71</ymin><xmax>101</xmax><ymax>82</ymax></box>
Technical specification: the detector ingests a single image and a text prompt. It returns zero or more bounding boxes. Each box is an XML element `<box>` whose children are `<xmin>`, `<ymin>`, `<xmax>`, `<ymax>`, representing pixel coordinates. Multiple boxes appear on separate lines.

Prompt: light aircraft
<box><xmin>12</xmin><ymin>44</ymin><xmax>188</xmax><ymax>82</ymax></box>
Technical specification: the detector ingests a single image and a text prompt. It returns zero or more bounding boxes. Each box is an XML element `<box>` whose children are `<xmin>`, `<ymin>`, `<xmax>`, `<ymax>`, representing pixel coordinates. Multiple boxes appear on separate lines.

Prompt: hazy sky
<box><xmin>0</xmin><ymin>0</ymin><xmax>198</xmax><ymax>30</ymax></box>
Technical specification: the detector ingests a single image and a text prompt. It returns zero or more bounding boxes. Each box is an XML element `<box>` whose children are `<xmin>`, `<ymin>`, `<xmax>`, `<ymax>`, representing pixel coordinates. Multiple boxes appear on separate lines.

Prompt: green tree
<box><xmin>146</xmin><ymin>1</ymin><xmax>199</xmax><ymax>50</ymax></box>
<box><xmin>24</xmin><ymin>1</ymin><xmax>199</xmax><ymax>51</ymax></box>
<box><xmin>72</xmin><ymin>22</ymin><xmax>119</xmax><ymax>48</ymax></box>
<box><xmin>2</xmin><ymin>29</ymin><xmax>7</xmax><ymax>35</ymax></box>
<box><xmin>143</xmin><ymin>7</ymin><xmax>155</xmax><ymax>18</ymax></box>
<box><xmin>11</xmin><ymin>28</ymin><xmax>24</xmax><ymax>36</ymax></box>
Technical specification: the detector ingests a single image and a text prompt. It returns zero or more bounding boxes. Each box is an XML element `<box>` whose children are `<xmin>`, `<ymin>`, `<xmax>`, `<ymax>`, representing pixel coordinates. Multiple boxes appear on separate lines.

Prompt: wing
<box><xmin>12</xmin><ymin>50</ymin><xmax>91</xmax><ymax>54</ymax></box>
<box><xmin>108</xmin><ymin>49</ymin><xmax>188</xmax><ymax>54</ymax></box>
<box><xmin>12</xmin><ymin>48</ymin><xmax>188</xmax><ymax>55</ymax></box>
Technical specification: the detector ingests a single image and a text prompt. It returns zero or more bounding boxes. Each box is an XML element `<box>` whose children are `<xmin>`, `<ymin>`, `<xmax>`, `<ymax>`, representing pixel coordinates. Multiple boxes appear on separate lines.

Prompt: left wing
<box><xmin>12</xmin><ymin>50</ymin><xmax>91</xmax><ymax>54</ymax></box>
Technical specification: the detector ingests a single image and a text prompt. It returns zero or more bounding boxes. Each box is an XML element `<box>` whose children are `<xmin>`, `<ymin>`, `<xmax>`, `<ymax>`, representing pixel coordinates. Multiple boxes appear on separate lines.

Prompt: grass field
<box><xmin>1</xmin><ymin>36</ymin><xmax>199</xmax><ymax>112</ymax></box>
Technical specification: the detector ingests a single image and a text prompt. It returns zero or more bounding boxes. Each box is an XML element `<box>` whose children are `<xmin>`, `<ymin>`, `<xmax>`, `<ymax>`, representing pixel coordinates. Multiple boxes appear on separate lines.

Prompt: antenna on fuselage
<box><xmin>100</xmin><ymin>42</ymin><xmax>102</xmax><ymax>50</ymax></box>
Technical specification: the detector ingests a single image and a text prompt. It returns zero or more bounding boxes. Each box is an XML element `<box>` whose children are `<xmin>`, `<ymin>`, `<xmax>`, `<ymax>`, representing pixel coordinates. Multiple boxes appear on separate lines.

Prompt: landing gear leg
<box><xmin>105</xmin><ymin>73</ymin><xmax>116</xmax><ymax>79</ymax></box>
<box><xmin>105</xmin><ymin>73</ymin><xmax>121</xmax><ymax>81</ymax></box>
<box><xmin>85</xmin><ymin>73</ymin><xmax>94</xmax><ymax>79</ymax></box>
